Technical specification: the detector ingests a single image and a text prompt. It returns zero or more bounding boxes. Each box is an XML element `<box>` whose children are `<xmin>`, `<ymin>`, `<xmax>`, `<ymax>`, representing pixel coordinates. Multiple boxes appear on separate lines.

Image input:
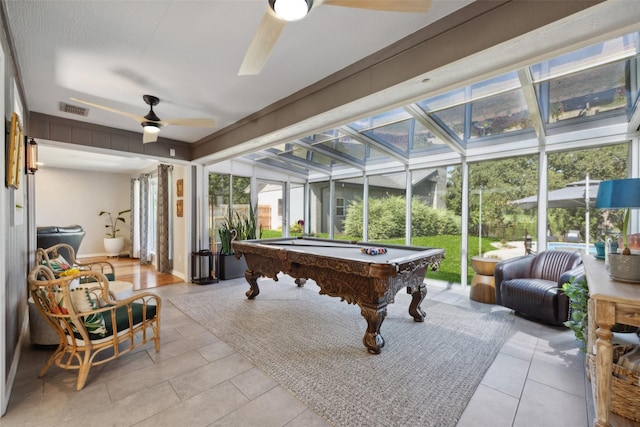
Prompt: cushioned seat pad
<box><xmin>75</xmin><ymin>303</ymin><xmax>157</xmax><ymax>340</ymax></box>
<box><xmin>502</xmin><ymin>278</ymin><xmax>557</xmax><ymax>305</ymax></box>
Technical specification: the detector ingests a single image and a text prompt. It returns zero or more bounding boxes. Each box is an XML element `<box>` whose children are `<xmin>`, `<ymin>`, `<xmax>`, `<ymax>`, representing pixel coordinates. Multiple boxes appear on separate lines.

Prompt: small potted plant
<box><xmin>99</xmin><ymin>209</ymin><xmax>131</xmax><ymax>257</ymax></box>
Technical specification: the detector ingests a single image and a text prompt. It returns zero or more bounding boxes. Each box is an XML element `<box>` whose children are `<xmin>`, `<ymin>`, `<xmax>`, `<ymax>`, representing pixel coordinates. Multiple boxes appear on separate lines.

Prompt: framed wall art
<box><xmin>176</xmin><ymin>199</ymin><xmax>184</xmax><ymax>217</ymax></box>
<box><xmin>6</xmin><ymin>112</ymin><xmax>21</xmax><ymax>188</ymax></box>
<box><xmin>176</xmin><ymin>179</ymin><xmax>183</xmax><ymax>197</ymax></box>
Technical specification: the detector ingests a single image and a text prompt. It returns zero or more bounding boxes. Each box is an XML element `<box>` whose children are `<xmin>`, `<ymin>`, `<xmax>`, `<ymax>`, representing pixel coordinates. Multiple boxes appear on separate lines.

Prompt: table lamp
<box><xmin>595</xmin><ymin>178</ymin><xmax>640</xmax><ymax>282</ymax></box>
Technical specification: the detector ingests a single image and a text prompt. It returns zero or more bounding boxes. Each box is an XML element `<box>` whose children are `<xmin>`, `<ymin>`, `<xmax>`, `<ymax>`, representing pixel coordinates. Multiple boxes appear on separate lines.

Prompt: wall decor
<box><xmin>177</xmin><ymin>179</ymin><xmax>183</xmax><ymax>197</ymax></box>
<box><xmin>6</xmin><ymin>112</ymin><xmax>20</xmax><ymax>188</ymax></box>
<box><xmin>177</xmin><ymin>199</ymin><xmax>183</xmax><ymax>217</ymax></box>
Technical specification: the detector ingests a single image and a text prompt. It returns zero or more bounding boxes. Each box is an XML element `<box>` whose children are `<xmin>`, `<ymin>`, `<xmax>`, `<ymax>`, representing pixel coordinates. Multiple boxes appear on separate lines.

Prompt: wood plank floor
<box><xmin>78</xmin><ymin>256</ymin><xmax>185</xmax><ymax>290</ymax></box>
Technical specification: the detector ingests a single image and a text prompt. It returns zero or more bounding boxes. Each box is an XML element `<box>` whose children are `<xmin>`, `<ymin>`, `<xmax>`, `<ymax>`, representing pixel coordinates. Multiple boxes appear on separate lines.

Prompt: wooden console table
<box><xmin>584</xmin><ymin>255</ymin><xmax>640</xmax><ymax>427</ymax></box>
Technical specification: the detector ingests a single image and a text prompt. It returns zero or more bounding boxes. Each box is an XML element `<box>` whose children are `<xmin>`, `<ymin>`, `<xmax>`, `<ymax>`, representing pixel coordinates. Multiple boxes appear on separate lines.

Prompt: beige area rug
<box><xmin>171</xmin><ymin>277</ymin><xmax>514</xmax><ymax>427</ymax></box>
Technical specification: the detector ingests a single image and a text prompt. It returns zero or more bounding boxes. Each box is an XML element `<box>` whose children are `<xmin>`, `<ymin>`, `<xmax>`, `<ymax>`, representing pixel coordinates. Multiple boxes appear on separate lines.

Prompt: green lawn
<box><xmin>258</xmin><ymin>230</ymin><xmax>499</xmax><ymax>284</ymax></box>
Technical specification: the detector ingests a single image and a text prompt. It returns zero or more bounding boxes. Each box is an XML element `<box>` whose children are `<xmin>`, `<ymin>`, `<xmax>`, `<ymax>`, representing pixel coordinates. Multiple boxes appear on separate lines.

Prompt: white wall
<box><xmin>35</xmin><ymin>167</ymin><xmax>132</xmax><ymax>256</ymax></box>
<box><xmin>34</xmin><ymin>165</ymin><xmax>189</xmax><ymax>281</ymax></box>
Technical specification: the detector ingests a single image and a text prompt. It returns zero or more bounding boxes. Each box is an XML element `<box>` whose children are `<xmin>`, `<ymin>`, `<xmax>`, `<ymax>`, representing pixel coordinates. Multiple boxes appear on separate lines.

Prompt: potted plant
<box><xmin>217</xmin><ymin>204</ymin><xmax>259</xmax><ymax>280</ymax></box>
<box><xmin>99</xmin><ymin>209</ymin><xmax>131</xmax><ymax>257</ymax></box>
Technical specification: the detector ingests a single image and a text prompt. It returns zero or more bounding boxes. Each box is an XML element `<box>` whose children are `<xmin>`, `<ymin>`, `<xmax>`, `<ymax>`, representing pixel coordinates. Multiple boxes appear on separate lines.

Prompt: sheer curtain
<box><xmin>156</xmin><ymin>164</ymin><xmax>173</xmax><ymax>273</ymax></box>
<box><xmin>138</xmin><ymin>173</ymin><xmax>151</xmax><ymax>265</ymax></box>
<box><xmin>130</xmin><ymin>178</ymin><xmax>141</xmax><ymax>258</ymax></box>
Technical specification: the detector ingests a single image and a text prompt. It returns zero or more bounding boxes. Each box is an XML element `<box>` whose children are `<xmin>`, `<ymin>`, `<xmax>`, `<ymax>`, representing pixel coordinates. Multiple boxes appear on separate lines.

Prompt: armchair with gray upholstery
<box><xmin>494</xmin><ymin>250</ymin><xmax>583</xmax><ymax>325</ymax></box>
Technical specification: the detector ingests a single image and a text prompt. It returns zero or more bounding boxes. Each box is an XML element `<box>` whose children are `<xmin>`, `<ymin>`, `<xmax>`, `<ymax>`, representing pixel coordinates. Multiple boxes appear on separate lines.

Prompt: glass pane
<box><xmin>367</xmin><ymin>172</ymin><xmax>406</xmax><ymax>243</ymax></box>
<box><xmin>257</xmin><ymin>180</ymin><xmax>282</xmax><ymax>238</ymax></box>
<box><xmin>411</xmin><ymin>120</ymin><xmax>451</xmax><ymax>152</ymax></box>
<box><xmin>531</xmin><ymin>34</ymin><xmax>638</xmax><ymax>82</ymax></box>
<box><xmin>412</xmin><ymin>165</ymin><xmax>461</xmax><ymax>283</ymax></box>
<box><xmin>316</xmin><ymin>136</ymin><xmax>366</xmax><ymax>163</ymax></box>
<box><xmin>546</xmin><ymin>144</ymin><xmax>629</xmax><ymax>252</ymax></box>
<box><xmin>363</xmin><ymin>119</ymin><xmax>411</xmax><ymax>153</ymax></box>
<box><xmin>470</xmin><ymin>89</ymin><xmax>532</xmax><ymax>138</ymax></box>
<box><xmin>542</xmin><ymin>61</ymin><xmax>629</xmax><ymax>124</ymax></box>
<box><xmin>429</xmin><ymin>104</ymin><xmax>465</xmax><ymax>140</ymax></box>
<box><xmin>336</xmin><ymin>177</ymin><xmax>363</xmax><ymax>240</ymax></box>
<box><xmin>289</xmin><ymin>183</ymin><xmax>305</xmax><ymax>237</ymax></box>
<box><xmin>208</xmin><ymin>173</ymin><xmax>230</xmax><ymax>251</ymax></box>
<box><xmin>309</xmin><ymin>181</ymin><xmax>329</xmax><ymax>236</ymax></box>
<box><xmin>468</xmin><ymin>155</ymin><xmax>539</xmax><ymax>276</ymax></box>
<box><xmin>348</xmin><ymin>108</ymin><xmax>412</xmax><ymax>131</ymax></box>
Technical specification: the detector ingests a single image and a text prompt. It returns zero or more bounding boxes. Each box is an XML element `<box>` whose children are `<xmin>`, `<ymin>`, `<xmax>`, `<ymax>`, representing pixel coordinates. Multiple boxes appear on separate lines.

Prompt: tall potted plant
<box><xmin>218</xmin><ymin>204</ymin><xmax>258</xmax><ymax>279</ymax></box>
<box><xmin>99</xmin><ymin>209</ymin><xmax>131</xmax><ymax>257</ymax></box>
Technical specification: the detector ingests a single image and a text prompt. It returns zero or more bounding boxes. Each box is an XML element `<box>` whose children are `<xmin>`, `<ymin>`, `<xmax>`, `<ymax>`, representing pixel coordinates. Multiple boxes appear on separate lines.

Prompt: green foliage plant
<box><xmin>218</xmin><ymin>204</ymin><xmax>259</xmax><ymax>255</ymax></box>
<box><xmin>99</xmin><ymin>209</ymin><xmax>131</xmax><ymax>238</ymax></box>
<box><xmin>562</xmin><ymin>276</ymin><xmax>589</xmax><ymax>353</ymax></box>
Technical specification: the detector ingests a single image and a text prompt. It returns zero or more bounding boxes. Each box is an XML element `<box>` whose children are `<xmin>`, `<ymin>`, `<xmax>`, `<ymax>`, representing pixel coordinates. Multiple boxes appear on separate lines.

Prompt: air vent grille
<box><xmin>59</xmin><ymin>102</ymin><xmax>88</xmax><ymax>117</ymax></box>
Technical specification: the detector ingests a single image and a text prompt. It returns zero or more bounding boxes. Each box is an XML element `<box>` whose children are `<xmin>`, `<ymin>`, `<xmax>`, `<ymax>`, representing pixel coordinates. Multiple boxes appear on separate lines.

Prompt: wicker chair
<box><xmin>36</xmin><ymin>243</ymin><xmax>116</xmax><ymax>282</ymax></box>
<box><xmin>27</xmin><ymin>265</ymin><xmax>161</xmax><ymax>390</ymax></box>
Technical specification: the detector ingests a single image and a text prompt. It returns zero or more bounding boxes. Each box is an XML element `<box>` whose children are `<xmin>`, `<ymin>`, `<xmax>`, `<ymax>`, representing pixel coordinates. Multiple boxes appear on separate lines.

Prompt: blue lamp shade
<box><xmin>595</xmin><ymin>178</ymin><xmax>640</xmax><ymax>209</ymax></box>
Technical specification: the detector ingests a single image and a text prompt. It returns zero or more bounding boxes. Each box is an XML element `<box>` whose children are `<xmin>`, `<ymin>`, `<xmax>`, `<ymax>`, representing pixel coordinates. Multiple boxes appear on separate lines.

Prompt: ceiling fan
<box><xmin>70</xmin><ymin>95</ymin><xmax>217</xmax><ymax>143</ymax></box>
<box><xmin>239</xmin><ymin>0</ymin><xmax>432</xmax><ymax>76</ymax></box>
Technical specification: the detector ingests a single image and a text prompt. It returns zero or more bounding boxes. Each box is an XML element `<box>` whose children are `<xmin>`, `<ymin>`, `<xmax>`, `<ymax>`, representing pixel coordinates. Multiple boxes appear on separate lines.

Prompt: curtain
<box><xmin>139</xmin><ymin>173</ymin><xmax>151</xmax><ymax>265</ymax></box>
<box><xmin>130</xmin><ymin>178</ymin><xmax>141</xmax><ymax>258</ymax></box>
<box><xmin>156</xmin><ymin>164</ymin><xmax>173</xmax><ymax>273</ymax></box>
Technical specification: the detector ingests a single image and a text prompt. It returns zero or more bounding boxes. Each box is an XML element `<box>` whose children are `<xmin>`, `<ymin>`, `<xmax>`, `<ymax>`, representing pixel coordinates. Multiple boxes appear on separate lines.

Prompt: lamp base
<box><xmin>609</xmin><ymin>253</ymin><xmax>640</xmax><ymax>283</ymax></box>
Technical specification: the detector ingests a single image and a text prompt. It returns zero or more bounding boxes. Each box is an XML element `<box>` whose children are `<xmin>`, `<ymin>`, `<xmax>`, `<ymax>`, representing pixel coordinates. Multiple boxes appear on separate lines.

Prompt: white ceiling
<box><xmin>5</xmin><ymin>0</ymin><xmax>474</xmax><ymax>172</ymax></box>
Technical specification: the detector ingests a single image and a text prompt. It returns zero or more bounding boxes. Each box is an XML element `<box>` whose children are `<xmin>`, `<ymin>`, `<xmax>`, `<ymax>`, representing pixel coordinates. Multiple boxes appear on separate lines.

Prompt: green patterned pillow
<box><xmin>46</xmin><ymin>255</ymin><xmax>72</xmax><ymax>273</ymax></box>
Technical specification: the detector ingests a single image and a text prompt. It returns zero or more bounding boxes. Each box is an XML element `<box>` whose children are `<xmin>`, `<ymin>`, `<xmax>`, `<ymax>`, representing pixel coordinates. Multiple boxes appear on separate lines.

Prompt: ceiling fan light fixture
<box><xmin>269</xmin><ymin>0</ymin><xmax>312</xmax><ymax>21</ymax></box>
<box><xmin>142</xmin><ymin>122</ymin><xmax>161</xmax><ymax>134</ymax></box>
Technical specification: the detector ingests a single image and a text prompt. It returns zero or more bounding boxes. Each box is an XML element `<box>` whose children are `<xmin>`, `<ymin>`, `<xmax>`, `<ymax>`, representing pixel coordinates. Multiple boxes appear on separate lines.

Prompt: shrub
<box><xmin>343</xmin><ymin>196</ymin><xmax>460</xmax><ymax>240</ymax></box>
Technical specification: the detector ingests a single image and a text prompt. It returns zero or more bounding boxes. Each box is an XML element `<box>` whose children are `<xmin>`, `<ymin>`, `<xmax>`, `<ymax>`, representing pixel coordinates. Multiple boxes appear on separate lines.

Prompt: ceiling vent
<box><xmin>59</xmin><ymin>102</ymin><xmax>88</xmax><ymax>117</ymax></box>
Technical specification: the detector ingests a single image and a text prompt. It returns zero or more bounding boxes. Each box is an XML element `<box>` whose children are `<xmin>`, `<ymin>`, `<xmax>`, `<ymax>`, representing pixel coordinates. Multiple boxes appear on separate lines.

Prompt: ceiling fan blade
<box><xmin>322</xmin><ymin>0</ymin><xmax>431</xmax><ymax>13</ymax></box>
<box><xmin>142</xmin><ymin>127</ymin><xmax>159</xmax><ymax>144</ymax></box>
<box><xmin>238</xmin><ymin>9</ymin><xmax>286</xmax><ymax>76</ymax></box>
<box><xmin>160</xmin><ymin>118</ymin><xmax>217</xmax><ymax>128</ymax></box>
<box><xmin>70</xmin><ymin>97</ymin><xmax>145</xmax><ymax>123</ymax></box>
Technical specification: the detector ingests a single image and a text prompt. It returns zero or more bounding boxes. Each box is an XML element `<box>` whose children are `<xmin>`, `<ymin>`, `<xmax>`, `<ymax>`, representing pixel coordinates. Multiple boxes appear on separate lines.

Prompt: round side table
<box><xmin>107</xmin><ymin>280</ymin><xmax>134</xmax><ymax>300</ymax></box>
<box><xmin>469</xmin><ymin>256</ymin><xmax>500</xmax><ymax>304</ymax></box>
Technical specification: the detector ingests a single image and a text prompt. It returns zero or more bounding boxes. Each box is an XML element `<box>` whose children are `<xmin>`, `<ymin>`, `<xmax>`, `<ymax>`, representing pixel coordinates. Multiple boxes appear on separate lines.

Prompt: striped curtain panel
<box><xmin>156</xmin><ymin>164</ymin><xmax>173</xmax><ymax>273</ymax></box>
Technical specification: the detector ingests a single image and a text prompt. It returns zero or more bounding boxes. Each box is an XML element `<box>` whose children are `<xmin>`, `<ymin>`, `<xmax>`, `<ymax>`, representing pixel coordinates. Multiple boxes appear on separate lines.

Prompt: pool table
<box><xmin>232</xmin><ymin>237</ymin><xmax>444</xmax><ymax>354</ymax></box>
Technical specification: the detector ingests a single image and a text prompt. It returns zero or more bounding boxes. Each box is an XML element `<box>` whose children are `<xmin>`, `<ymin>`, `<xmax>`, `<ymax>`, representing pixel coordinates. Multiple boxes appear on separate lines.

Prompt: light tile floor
<box><xmin>1</xmin><ymin>278</ymin><xmax>596</xmax><ymax>427</ymax></box>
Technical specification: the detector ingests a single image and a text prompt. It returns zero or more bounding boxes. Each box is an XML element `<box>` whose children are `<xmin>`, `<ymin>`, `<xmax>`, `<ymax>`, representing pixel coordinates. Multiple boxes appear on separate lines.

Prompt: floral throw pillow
<box><xmin>42</xmin><ymin>287</ymin><xmax>107</xmax><ymax>338</ymax></box>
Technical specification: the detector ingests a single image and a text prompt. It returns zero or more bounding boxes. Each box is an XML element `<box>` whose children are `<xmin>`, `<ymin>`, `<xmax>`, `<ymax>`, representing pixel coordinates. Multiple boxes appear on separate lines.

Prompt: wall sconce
<box><xmin>26</xmin><ymin>137</ymin><xmax>38</xmax><ymax>174</ymax></box>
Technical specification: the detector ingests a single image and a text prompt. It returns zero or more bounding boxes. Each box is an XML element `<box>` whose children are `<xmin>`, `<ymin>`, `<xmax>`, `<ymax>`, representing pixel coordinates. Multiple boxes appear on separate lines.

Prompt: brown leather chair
<box><xmin>494</xmin><ymin>250</ymin><xmax>583</xmax><ymax>325</ymax></box>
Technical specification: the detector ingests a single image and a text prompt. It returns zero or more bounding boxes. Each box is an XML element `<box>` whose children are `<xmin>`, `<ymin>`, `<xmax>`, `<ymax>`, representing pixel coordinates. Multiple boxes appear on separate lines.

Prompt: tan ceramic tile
<box><xmin>230</xmin><ymin>367</ymin><xmax>278</xmax><ymax>400</ymax></box>
<box><xmin>169</xmin><ymin>352</ymin><xmax>254</xmax><ymax>400</ymax></box>
<box><xmin>513</xmin><ymin>380</ymin><xmax>588</xmax><ymax>427</ymax></box>
<box><xmin>133</xmin><ymin>381</ymin><xmax>248</xmax><ymax>427</ymax></box>
<box><xmin>210</xmin><ymin>386</ymin><xmax>308</xmax><ymax>427</ymax></box>
<box><xmin>457</xmin><ymin>384</ymin><xmax>518</xmax><ymax>427</ymax></box>
<box><xmin>106</xmin><ymin>350</ymin><xmax>208</xmax><ymax>401</ymax></box>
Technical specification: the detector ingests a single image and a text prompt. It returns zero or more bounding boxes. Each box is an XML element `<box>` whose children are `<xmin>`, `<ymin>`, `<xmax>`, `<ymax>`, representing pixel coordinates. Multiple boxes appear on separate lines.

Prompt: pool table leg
<box><xmin>245</xmin><ymin>270</ymin><xmax>261</xmax><ymax>299</ymax></box>
<box><xmin>408</xmin><ymin>283</ymin><xmax>427</xmax><ymax>322</ymax></box>
<box><xmin>360</xmin><ymin>304</ymin><xmax>387</xmax><ymax>354</ymax></box>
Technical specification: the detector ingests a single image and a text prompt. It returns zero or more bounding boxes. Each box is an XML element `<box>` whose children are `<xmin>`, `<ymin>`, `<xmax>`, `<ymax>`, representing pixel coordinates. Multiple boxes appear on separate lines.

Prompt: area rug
<box><xmin>170</xmin><ymin>277</ymin><xmax>514</xmax><ymax>427</ymax></box>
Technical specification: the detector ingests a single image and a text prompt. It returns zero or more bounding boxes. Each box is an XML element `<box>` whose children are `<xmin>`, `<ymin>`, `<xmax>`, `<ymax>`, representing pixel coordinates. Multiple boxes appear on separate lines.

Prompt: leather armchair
<box><xmin>494</xmin><ymin>250</ymin><xmax>583</xmax><ymax>325</ymax></box>
<box><xmin>37</xmin><ymin>225</ymin><xmax>85</xmax><ymax>259</ymax></box>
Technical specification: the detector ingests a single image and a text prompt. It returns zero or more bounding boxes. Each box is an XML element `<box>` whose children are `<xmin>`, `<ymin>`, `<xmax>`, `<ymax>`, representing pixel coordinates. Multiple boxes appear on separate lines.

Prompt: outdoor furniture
<box><xmin>494</xmin><ymin>250</ymin><xmax>583</xmax><ymax>325</ymax></box>
<box><xmin>27</xmin><ymin>265</ymin><xmax>161</xmax><ymax>390</ymax></box>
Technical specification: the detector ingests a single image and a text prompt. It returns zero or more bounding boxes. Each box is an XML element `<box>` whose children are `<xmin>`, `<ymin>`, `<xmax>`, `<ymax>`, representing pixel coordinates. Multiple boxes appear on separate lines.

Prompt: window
<box><xmin>336</xmin><ymin>197</ymin><xmax>345</xmax><ymax>217</ymax></box>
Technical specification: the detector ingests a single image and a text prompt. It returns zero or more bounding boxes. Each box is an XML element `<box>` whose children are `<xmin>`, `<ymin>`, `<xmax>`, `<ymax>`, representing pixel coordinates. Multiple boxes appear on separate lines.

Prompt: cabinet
<box><xmin>584</xmin><ymin>255</ymin><xmax>640</xmax><ymax>426</ymax></box>
<box><xmin>191</xmin><ymin>250</ymin><xmax>218</xmax><ymax>285</ymax></box>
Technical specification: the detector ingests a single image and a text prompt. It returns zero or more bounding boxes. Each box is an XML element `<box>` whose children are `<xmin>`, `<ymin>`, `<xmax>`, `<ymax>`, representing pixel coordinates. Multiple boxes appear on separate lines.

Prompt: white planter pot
<box><xmin>104</xmin><ymin>237</ymin><xmax>124</xmax><ymax>257</ymax></box>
